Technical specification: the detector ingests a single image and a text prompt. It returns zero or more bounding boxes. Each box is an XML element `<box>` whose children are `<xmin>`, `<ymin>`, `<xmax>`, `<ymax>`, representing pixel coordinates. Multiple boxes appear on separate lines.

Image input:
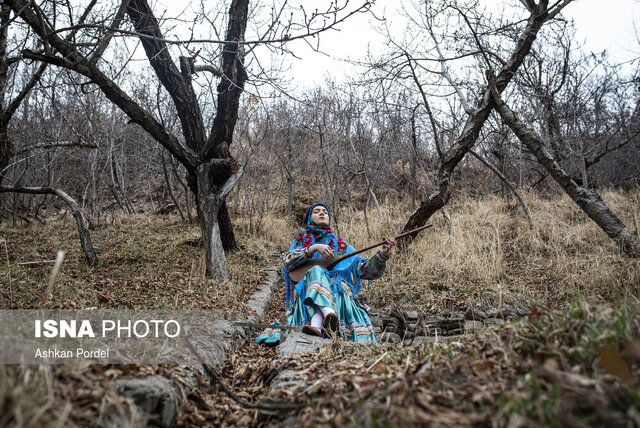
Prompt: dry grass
<box><xmin>0</xmin><ymin>213</ymin><xmax>267</xmax><ymax>312</ymax></box>
<box><xmin>1</xmin><ymin>189</ymin><xmax>637</xmax><ymax>313</ymax></box>
<box><xmin>245</xmin><ymin>188</ymin><xmax>640</xmax><ymax>312</ymax></box>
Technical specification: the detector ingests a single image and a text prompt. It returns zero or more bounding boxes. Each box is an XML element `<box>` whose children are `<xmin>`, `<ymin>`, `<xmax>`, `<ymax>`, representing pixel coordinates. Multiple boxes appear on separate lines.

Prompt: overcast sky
<box><xmin>279</xmin><ymin>0</ymin><xmax>640</xmax><ymax>89</ymax></box>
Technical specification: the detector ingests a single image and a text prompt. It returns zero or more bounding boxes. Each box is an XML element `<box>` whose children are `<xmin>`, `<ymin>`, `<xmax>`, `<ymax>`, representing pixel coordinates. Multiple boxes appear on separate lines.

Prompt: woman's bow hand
<box><xmin>309</xmin><ymin>244</ymin><xmax>335</xmax><ymax>259</ymax></box>
<box><xmin>380</xmin><ymin>238</ymin><xmax>396</xmax><ymax>256</ymax></box>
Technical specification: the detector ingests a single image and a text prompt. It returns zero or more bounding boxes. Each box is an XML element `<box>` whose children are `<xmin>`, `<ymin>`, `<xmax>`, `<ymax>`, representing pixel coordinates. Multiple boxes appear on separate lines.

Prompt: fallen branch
<box><xmin>18</xmin><ymin>260</ymin><xmax>58</xmax><ymax>265</ymax></box>
<box><xmin>0</xmin><ymin>185</ymin><xmax>98</xmax><ymax>265</ymax></box>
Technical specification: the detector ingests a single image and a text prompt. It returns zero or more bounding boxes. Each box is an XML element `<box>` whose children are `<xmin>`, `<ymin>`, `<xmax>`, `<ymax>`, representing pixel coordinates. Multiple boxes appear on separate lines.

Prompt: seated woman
<box><xmin>256</xmin><ymin>202</ymin><xmax>395</xmax><ymax>344</ymax></box>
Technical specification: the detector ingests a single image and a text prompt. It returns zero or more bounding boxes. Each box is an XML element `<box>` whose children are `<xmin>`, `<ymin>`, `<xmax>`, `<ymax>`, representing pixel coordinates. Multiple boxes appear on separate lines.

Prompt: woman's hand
<box><xmin>309</xmin><ymin>244</ymin><xmax>335</xmax><ymax>259</ymax></box>
<box><xmin>380</xmin><ymin>238</ymin><xmax>396</xmax><ymax>257</ymax></box>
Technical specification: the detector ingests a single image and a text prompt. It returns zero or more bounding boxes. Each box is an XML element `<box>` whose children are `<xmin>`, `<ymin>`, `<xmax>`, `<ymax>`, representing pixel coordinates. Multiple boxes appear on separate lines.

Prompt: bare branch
<box><xmin>89</xmin><ymin>0</ymin><xmax>131</xmax><ymax>64</ymax></box>
<box><xmin>193</xmin><ymin>64</ymin><xmax>223</xmax><ymax>77</ymax></box>
<box><xmin>15</xmin><ymin>141</ymin><xmax>98</xmax><ymax>156</ymax></box>
<box><xmin>488</xmin><ymin>73</ymin><xmax>640</xmax><ymax>257</ymax></box>
<box><xmin>470</xmin><ymin>149</ymin><xmax>533</xmax><ymax>228</ymax></box>
<box><xmin>1</xmin><ymin>62</ymin><xmax>47</xmax><ymax>123</ymax></box>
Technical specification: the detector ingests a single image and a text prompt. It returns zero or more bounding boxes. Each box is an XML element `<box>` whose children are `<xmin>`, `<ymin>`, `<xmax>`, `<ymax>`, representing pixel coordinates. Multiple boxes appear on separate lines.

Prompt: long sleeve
<box><xmin>284</xmin><ymin>248</ymin><xmax>309</xmax><ymax>271</ymax></box>
<box><xmin>356</xmin><ymin>250</ymin><xmax>389</xmax><ymax>280</ymax></box>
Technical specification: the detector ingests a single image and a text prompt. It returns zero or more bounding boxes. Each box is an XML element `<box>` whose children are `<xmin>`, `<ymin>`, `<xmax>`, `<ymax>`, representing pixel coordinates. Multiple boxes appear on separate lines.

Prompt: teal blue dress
<box><xmin>256</xmin><ymin>233</ymin><xmax>388</xmax><ymax>345</ymax></box>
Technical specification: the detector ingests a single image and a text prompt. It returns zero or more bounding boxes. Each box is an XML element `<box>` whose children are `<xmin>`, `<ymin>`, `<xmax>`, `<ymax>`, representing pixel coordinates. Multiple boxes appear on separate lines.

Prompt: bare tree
<box><xmin>366</xmin><ymin>0</ymin><xmax>573</xmax><ymax>239</ymax></box>
<box><xmin>0</xmin><ymin>4</ymin><xmax>98</xmax><ymax>265</ymax></box>
<box><xmin>5</xmin><ymin>0</ymin><xmax>372</xmax><ymax>281</ymax></box>
<box><xmin>488</xmin><ymin>74</ymin><xmax>640</xmax><ymax>257</ymax></box>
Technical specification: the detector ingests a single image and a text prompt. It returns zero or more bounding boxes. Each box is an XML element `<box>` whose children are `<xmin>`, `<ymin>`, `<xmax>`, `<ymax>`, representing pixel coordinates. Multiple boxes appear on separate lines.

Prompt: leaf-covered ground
<box><xmin>0</xmin><ymin>214</ymin><xmax>273</xmax><ymax>313</ymax></box>
<box><xmin>1</xmin><ymin>192</ymin><xmax>639</xmax><ymax>426</ymax></box>
<box><xmin>176</xmin><ymin>284</ymin><xmax>640</xmax><ymax>427</ymax></box>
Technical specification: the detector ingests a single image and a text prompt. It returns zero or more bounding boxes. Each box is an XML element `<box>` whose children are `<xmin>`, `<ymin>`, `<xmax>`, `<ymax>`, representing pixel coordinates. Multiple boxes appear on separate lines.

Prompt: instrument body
<box><xmin>286</xmin><ymin>224</ymin><xmax>433</xmax><ymax>284</ymax></box>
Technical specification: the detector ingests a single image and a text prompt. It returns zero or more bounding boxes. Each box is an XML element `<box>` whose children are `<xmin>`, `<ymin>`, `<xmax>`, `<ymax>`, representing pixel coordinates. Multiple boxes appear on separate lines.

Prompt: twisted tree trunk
<box><xmin>402</xmin><ymin>0</ymin><xmax>570</xmax><ymax>238</ymax></box>
<box><xmin>489</xmin><ymin>79</ymin><xmax>640</xmax><ymax>257</ymax></box>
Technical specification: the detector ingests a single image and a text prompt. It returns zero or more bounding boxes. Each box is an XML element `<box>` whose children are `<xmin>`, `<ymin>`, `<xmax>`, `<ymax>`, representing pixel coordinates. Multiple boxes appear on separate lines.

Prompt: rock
<box><xmin>246</xmin><ymin>268</ymin><xmax>280</xmax><ymax>318</ymax></box>
<box><xmin>114</xmin><ymin>376</ymin><xmax>184</xmax><ymax>427</ymax></box>
<box><xmin>516</xmin><ymin>307</ymin><xmax>529</xmax><ymax>317</ymax></box>
<box><xmin>369</xmin><ymin>316</ymin><xmax>384</xmax><ymax>328</ymax></box>
<box><xmin>378</xmin><ymin>332</ymin><xmax>401</xmax><ymax>344</ymax></box>
<box><xmin>373</xmin><ymin>326</ymin><xmax>382</xmax><ymax>333</ymax></box>
<box><xmin>464</xmin><ymin>320</ymin><xmax>485</xmax><ymax>331</ymax></box>
<box><xmin>403</xmin><ymin>330</ymin><xmax>415</xmax><ymax>339</ymax></box>
<box><xmin>384</xmin><ymin>325</ymin><xmax>402</xmax><ymax>335</ymax></box>
<box><xmin>276</xmin><ymin>331</ymin><xmax>331</xmax><ymax>359</ymax></box>
<box><xmin>485</xmin><ymin>318</ymin><xmax>506</xmax><ymax>325</ymax></box>
<box><xmin>439</xmin><ymin>319</ymin><xmax>464</xmax><ymax>331</ymax></box>
<box><xmin>464</xmin><ymin>308</ymin><xmax>487</xmax><ymax>321</ymax></box>
<box><xmin>381</xmin><ymin>316</ymin><xmax>402</xmax><ymax>329</ymax></box>
<box><xmin>423</xmin><ymin>316</ymin><xmax>444</xmax><ymax>325</ymax></box>
<box><xmin>207</xmin><ymin>320</ymin><xmax>247</xmax><ymax>341</ymax></box>
<box><xmin>405</xmin><ymin>310</ymin><xmax>419</xmax><ymax>321</ymax></box>
<box><xmin>406</xmin><ymin>322</ymin><xmax>418</xmax><ymax>331</ymax></box>
<box><xmin>487</xmin><ymin>304</ymin><xmax>515</xmax><ymax>319</ymax></box>
<box><xmin>421</xmin><ymin>327</ymin><xmax>443</xmax><ymax>336</ymax></box>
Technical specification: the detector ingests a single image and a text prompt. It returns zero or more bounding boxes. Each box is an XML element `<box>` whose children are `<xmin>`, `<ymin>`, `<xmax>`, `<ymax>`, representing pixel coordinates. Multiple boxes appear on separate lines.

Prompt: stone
<box><xmin>384</xmin><ymin>325</ymin><xmax>402</xmax><ymax>335</ymax></box>
<box><xmin>485</xmin><ymin>318</ymin><xmax>506</xmax><ymax>325</ymax></box>
<box><xmin>405</xmin><ymin>310</ymin><xmax>419</xmax><ymax>321</ymax></box>
<box><xmin>381</xmin><ymin>316</ymin><xmax>402</xmax><ymax>329</ymax></box>
<box><xmin>464</xmin><ymin>320</ymin><xmax>485</xmax><ymax>331</ymax></box>
<box><xmin>464</xmin><ymin>308</ymin><xmax>487</xmax><ymax>321</ymax></box>
<box><xmin>487</xmin><ymin>304</ymin><xmax>515</xmax><ymax>319</ymax></box>
<box><xmin>114</xmin><ymin>376</ymin><xmax>183</xmax><ymax>427</ymax></box>
<box><xmin>412</xmin><ymin>336</ymin><xmax>427</xmax><ymax>346</ymax></box>
<box><xmin>246</xmin><ymin>267</ymin><xmax>280</xmax><ymax>318</ymax></box>
<box><xmin>207</xmin><ymin>320</ymin><xmax>247</xmax><ymax>341</ymax></box>
<box><xmin>439</xmin><ymin>319</ymin><xmax>464</xmax><ymax>331</ymax></box>
<box><xmin>276</xmin><ymin>331</ymin><xmax>331</xmax><ymax>359</ymax></box>
<box><xmin>423</xmin><ymin>316</ymin><xmax>444</xmax><ymax>325</ymax></box>
<box><xmin>378</xmin><ymin>332</ymin><xmax>401</xmax><ymax>344</ymax></box>
<box><xmin>369</xmin><ymin>316</ymin><xmax>384</xmax><ymax>328</ymax></box>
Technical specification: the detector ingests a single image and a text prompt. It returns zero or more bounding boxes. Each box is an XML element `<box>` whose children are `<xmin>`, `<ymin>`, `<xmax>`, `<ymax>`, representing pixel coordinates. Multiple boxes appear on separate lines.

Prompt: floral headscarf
<box><xmin>292</xmin><ymin>203</ymin><xmax>348</xmax><ymax>256</ymax></box>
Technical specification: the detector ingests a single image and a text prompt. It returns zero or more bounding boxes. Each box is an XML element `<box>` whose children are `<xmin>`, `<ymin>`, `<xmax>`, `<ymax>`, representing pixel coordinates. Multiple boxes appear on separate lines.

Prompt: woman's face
<box><xmin>310</xmin><ymin>205</ymin><xmax>329</xmax><ymax>227</ymax></box>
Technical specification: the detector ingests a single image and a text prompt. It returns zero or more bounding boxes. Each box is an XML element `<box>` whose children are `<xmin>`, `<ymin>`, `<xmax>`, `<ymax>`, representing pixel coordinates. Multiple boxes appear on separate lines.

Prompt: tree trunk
<box><xmin>218</xmin><ymin>201</ymin><xmax>237</xmax><ymax>251</ymax></box>
<box><xmin>490</xmin><ymin>82</ymin><xmax>640</xmax><ymax>257</ymax></box>
<box><xmin>196</xmin><ymin>186</ymin><xmax>228</xmax><ymax>282</ymax></box>
<box><xmin>0</xmin><ymin>185</ymin><xmax>98</xmax><ymax>265</ymax></box>
<box><xmin>401</xmin><ymin>1</ymin><xmax>567</xmax><ymax>238</ymax></box>
<box><xmin>195</xmin><ymin>161</ymin><xmax>244</xmax><ymax>282</ymax></box>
